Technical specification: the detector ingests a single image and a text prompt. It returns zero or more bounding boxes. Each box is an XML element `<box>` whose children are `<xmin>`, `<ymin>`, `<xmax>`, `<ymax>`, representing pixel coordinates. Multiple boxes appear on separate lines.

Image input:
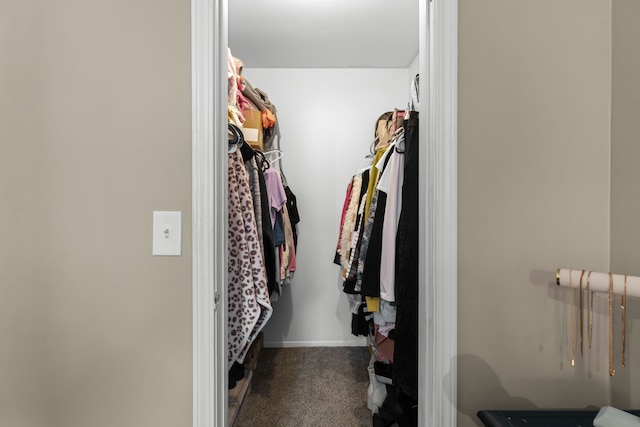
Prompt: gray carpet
<box><xmin>236</xmin><ymin>347</ymin><xmax>372</xmax><ymax>427</ymax></box>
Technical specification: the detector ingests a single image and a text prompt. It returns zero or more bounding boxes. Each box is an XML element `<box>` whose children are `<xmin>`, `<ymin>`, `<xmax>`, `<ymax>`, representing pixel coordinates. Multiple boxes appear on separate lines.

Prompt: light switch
<box><xmin>153</xmin><ymin>211</ymin><xmax>182</xmax><ymax>256</ymax></box>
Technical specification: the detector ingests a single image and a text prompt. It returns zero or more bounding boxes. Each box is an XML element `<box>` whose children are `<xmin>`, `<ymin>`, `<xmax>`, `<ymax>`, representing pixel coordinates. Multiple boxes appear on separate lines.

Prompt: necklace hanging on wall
<box><xmin>621</xmin><ymin>275</ymin><xmax>627</xmax><ymax>367</ymax></box>
<box><xmin>569</xmin><ymin>269</ymin><xmax>575</xmax><ymax>367</ymax></box>
<box><xmin>579</xmin><ymin>270</ymin><xmax>585</xmax><ymax>358</ymax></box>
<box><xmin>587</xmin><ymin>271</ymin><xmax>594</xmax><ymax>350</ymax></box>
<box><xmin>608</xmin><ymin>272</ymin><xmax>615</xmax><ymax>376</ymax></box>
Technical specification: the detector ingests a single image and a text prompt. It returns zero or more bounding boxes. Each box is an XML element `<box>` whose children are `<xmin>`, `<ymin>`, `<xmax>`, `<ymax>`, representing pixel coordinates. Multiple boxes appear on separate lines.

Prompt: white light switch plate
<box><xmin>153</xmin><ymin>211</ymin><xmax>182</xmax><ymax>256</ymax></box>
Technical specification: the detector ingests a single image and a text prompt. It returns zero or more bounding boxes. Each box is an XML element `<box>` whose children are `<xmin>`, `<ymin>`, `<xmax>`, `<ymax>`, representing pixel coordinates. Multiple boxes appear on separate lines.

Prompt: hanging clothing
<box><xmin>332</xmin><ymin>110</ymin><xmax>420</xmax><ymax>411</ymax></box>
<box><xmin>282</xmin><ymin>203</ymin><xmax>297</xmax><ymax>275</ymax></box>
<box><xmin>226</xmin><ymin>52</ymin><xmax>300</xmax><ymax>377</ymax></box>
<box><xmin>364</xmin><ymin>147</ymin><xmax>389</xmax><ymax>225</ymax></box>
<box><xmin>355</xmin><ymin>144</ymin><xmax>391</xmax><ymax>294</ymax></box>
<box><xmin>360</xmin><ymin>145</ymin><xmax>395</xmax><ymax>299</ymax></box>
<box><xmin>262</xmin><ymin>167</ymin><xmax>297</xmax><ymax>288</ymax></box>
<box><xmin>263</xmin><ymin>168</ymin><xmax>287</xmax><ymax>228</ymax></box>
<box><xmin>343</xmin><ymin>169</ymin><xmax>370</xmax><ymax>294</ymax></box>
<box><xmin>284</xmin><ymin>186</ymin><xmax>300</xmax><ymax>248</ymax></box>
<box><xmin>393</xmin><ymin>112</ymin><xmax>419</xmax><ymax>402</ymax></box>
<box><xmin>278</xmin><ymin>203</ymin><xmax>297</xmax><ymax>285</ymax></box>
<box><xmin>244</xmin><ymin>156</ymin><xmax>263</xmax><ymax>250</ymax></box>
<box><xmin>334</xmin><ymin>179</ymin><xmax>354</xmax><ymax>265</ymax></box>
<box><xmin>257</xmin><ymin>166</ymin><xmax>278</xmax><ymax>295</ymax></box>
<box><xmin>377</xmin><ymin>135</ymin><xmax>405</xmax><ymax>303</ymax></box>
<box><xmin>227</xmin><ymin>149</ymin><xmax>273</xmax><ymax>363</ymax></box>
<box><xmin>338</xmin><ymin>173</ymin><xmax>363</xmax><ymax>271</ymax></box>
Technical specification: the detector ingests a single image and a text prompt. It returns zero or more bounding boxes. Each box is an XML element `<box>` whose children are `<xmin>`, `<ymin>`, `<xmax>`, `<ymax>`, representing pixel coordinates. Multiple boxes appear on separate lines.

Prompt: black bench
<box><xmin>477</xmin><ymin>409</ymin><xmax>640</xmax><ymax>427</ymax></box>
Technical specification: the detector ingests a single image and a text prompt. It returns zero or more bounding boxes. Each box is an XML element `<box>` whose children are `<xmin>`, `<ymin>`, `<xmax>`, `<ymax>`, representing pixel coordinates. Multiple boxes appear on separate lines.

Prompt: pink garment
<box><xmin>227</xmin><ymin>150</ymin><xmax>272</xmax><ymax>363</ymax></box>
<box><xmin>263</xmin><ymin>168</ymin><xmax>287</xmax><ymax>228</ymax></box>
<box><xmin>334</xmin><ymin>179</ymin><xmax>353</xmax><ymax>258</ymax></box>
<box><xmin>373</xmin><ymin>325</ymin><xmax>394</xmax><ymax>364</ymax></box>
<box><xmin>280</xmin><ymin>204</ymin><xmax>297</xmax><ymax>278</ymax></box>
<box><xmin>278</xmin><ymin>245</ymin><xmax>286</xmax><ymax>284</ymax></box>
<box><xmin>236</xmin><ymin>82</ymin><xmax>252</xmax><ymax>113</ymax></box>
<box><xmin>339</xmin><ymin>174</ymin><xmax>362</xmax><ymax>271</ymax></box>
<box><xmin>288</xmin><ymin>238</ymin><xmax>297</xmax><ymax>272</ymax></box>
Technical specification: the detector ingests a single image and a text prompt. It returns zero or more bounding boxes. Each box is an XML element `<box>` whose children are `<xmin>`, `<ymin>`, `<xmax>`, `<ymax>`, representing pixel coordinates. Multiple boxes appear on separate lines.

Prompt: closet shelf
<box><xmin>556</xmin><ymin>268</ymin><xmax>640</xmax><ymax>298</ymax></box>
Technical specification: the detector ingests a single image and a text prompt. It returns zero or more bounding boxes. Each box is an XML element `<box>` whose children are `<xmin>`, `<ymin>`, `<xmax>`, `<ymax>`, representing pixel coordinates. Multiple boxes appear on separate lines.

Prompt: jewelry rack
<box><xmin>556</xmin><ymin>269</ymin><xmax>639</xmax><ymax>298</ymax></box>
<box><xmin>556</xmin><ymin>268</ymin><xmax>630</xmax><ymax>375</ymax></box>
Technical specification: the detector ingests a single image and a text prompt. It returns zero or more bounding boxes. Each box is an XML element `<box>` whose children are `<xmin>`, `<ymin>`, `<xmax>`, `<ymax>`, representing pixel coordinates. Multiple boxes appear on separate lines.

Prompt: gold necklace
<box><xmin>587</xmin><ymin>271</ymin><xmax>593</xmax><ymax>349</ymax></box>
<box><xmin>621</xmin><ymin>275</ymin><xmax>627</xmax><ymax>367</ymax></box>
<box><xmin>609</xmin><ymin>272</ymin><xmax>615</xmax><ymax>376</ymax></box>
<box><xmin>569</xmin><ymin>269</ymin><xmax>575</xmax><ymax>367</ymax></box>
<box><xmin>579</xmin><ymin>270</ymin><xmax>585</xmax><ymax>358</ymax></box>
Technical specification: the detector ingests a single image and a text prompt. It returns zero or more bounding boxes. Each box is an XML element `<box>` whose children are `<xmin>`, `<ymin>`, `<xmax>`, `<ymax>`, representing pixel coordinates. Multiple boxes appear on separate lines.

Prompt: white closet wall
<box><xmin>243</xmin><ymin>68</ymin><xmax>411</xmax><ymax>347</ymax></box>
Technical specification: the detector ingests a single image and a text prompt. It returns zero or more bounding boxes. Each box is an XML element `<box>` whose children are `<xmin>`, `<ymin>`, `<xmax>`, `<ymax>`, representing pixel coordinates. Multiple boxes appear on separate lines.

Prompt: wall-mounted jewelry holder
<box><xmin>556</xmin><ymin>268</ymin><xmax>638</xmax><ymax>297</ymax></box>
<box><xmin>556</xmin><ymin>268</ymin><xmax>631</xmax><ymax>376</ymax></box>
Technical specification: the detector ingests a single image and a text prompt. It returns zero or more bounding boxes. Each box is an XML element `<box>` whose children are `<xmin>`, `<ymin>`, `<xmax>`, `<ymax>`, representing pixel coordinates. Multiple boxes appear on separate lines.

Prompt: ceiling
<box><xmin>228</xmin><ymin>0</ymin><xmax>419</xmax><ymax>69</ymax></box>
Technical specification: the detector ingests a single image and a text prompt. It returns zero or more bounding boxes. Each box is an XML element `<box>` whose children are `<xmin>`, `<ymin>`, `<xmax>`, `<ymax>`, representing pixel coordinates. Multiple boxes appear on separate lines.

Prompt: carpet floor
<box><xmin>236</xmin><ymin>346</ymin><xmax>372</xmax><ymax>427</ymax></box>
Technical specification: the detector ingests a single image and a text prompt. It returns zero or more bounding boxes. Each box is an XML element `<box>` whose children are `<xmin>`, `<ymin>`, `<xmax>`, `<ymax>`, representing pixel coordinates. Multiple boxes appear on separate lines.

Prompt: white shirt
<box><xmin>376</xmin><ymin>134</ymin><xmax>405</xmax><ymax>302</ymax></box>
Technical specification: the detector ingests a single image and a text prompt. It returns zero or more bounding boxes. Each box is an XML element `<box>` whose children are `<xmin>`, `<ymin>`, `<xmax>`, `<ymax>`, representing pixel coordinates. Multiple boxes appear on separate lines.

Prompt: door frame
<box><xmin>191</xmin><ymin>1</ymin><xmax>228</xmax><ymax>426</ymax></box>
<box><xmin>191</xmin><ymin>1</ymin><xmax>457</xmax><ymax>425</ymax></box>
<box><xmin>419</xmin><ymin>1</ymin><xmax>458</xmax><ymax>425</ymax></box>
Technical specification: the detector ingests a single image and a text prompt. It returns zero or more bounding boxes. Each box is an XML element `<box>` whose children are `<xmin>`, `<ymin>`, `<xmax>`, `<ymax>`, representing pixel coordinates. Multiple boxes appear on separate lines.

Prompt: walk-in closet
<box><xmin>225</xmin><ymin>1</ymin><xmax>420</xmax><ymax>425</ymax></box>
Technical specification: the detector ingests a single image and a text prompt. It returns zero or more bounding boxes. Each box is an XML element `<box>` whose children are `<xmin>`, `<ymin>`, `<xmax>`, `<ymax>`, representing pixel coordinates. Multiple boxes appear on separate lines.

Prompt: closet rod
<box><xmin>556</xmin><ymin>268</ymin><xmax>640</xmax><ymax>298</ymax></box>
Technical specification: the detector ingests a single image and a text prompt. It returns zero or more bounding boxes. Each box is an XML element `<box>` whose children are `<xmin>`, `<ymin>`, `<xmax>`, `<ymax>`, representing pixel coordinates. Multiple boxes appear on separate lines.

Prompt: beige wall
<box><xmin>4</xmin><ymin>1</ymin><xmax>639</xmax><ymax>426</ymax></box>
<box><xmin>610</xmin><ymin>0</ymin><xmax>640</xmax><ymax>411</ymax></box>
<box><xmin>1</xmin><ymin>3</ymin><xmax>47</xmax><ymax>425</ymax></box>
<box><xmin>0</xmin><ymin>1</ymin><xmax>192</xmax><ymax>427</ymax></box>
<box><xmin>458</xmin><ymin>1</ymin><xmax>613</xmax><ymax>425</ymax></box>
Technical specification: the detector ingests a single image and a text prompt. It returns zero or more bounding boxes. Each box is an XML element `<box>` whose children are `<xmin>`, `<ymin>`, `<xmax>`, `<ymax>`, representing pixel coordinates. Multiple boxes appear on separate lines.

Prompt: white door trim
<box><xmin>419</xmin><ymin>1</ymin><xmax>458</xmax><ymax>425</ymax></box>
<box><xmin>191</xmin><ymin>0</ymin><xmax>228</xmax><ymax>426</ymax></box>
<box><xmin>191</xmin><ymin>0</ymin><xmax>457</xmax><ymax>425</ymax></box>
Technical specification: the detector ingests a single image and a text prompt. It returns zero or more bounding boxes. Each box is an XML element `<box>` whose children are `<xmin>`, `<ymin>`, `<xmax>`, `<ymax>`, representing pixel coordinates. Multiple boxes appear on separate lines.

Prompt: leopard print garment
<box><xmin>228</xmin><ymin>150</ymin><xmax>273</xmax><ymax>364</ymax></box>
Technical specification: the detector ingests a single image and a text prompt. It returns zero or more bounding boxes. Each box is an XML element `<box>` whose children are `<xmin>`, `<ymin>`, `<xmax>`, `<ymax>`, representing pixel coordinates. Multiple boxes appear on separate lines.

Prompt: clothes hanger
<box><xmin>267</xmin><ymin>132</ymin><xmax>289</xmax><ymax>187</ymax></box>
<box><xmin>254</xmin><ymin>150</ymin><xmax>270</xmax><ymax>171</ymax></box>
<box><xmin>228</xmin><ymin>123</ymin><xmax>243</xmax><ymax>153</ymax></box>
<box><xmin>393</xmin><ymin>128</ymin><xmax>406</xmax><ymax>154</ymax></box>
<box><xmin>367</xmin><ymin>137</ymin><xmax>379</xmax><ymax>158</ymax></box>
<box><xmin>239</xmin><ymin>139</ymin><xmax>255</xmax><ymax>162</ymax></box>
<box><xmin>263</xmin><ymin>149</ymin><xmax>284</xmax><ymax>163</ymax></box>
